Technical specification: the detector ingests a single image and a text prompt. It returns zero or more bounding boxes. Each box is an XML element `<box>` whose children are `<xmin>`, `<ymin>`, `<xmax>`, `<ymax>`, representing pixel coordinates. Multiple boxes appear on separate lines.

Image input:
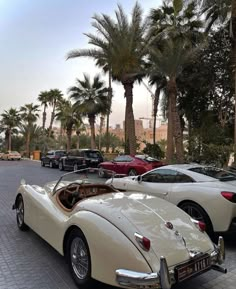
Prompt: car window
<box><xmin>136</xmin><ymin>154</ymin><xmax>159</xmax><ymax>162</ymax></box>
<box><xmin>47</xmin><ymin>152</ymin><xmax>54</xmax><ymax>156</ymax></box>
<box><xmin>84</xmin><ymin>151</ymin><xmax>102</xmax><ymax>159</ymax></box>
<box><xmin>189</xmin><ymin>166</ymin><xmax>236</xmax><ymax>181</ymax></box>
<box><xmin>142</xmin><ymin>169</ymin><xmax>178</xmax><ymax>183</ymax></box>
<box><xmin>113</xmin><ymin>155</ymin><xmax>126</xmax><ymax>162</ymax></box>
<box><xmin>55</xmin><ymin>151</ymin><xmax>66</xmax><ymax>156</ymax></box>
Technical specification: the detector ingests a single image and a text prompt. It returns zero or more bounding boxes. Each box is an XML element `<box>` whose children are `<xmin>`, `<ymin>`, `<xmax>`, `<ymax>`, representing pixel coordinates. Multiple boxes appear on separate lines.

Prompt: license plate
<box><xmin>175</xmin><ymin>254</ymin><xmax>211</xmax><ymax>282</ymax></box>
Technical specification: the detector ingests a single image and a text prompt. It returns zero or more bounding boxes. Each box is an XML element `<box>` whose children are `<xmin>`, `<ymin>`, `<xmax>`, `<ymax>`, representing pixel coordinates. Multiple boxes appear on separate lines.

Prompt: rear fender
<box><xmin>65</xmin><ymin>211</ymin><xmax>152</xmax><ymax>287</ymax></box>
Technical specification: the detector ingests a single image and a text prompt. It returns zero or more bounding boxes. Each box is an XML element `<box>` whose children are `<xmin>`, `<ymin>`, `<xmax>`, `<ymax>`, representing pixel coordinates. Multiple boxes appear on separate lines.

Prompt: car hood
<box><xmin>77</xmin><ymin>192</ymin><xmax>214</xmax><ymax>267</ymax></box>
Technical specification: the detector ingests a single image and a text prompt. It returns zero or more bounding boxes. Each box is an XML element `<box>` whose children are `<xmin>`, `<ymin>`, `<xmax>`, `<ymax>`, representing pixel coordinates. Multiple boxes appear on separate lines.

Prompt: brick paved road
<box><xmin>0</xmin><ymin>160</ymin><xmax>235</xmax><ymax>289</ymax></box>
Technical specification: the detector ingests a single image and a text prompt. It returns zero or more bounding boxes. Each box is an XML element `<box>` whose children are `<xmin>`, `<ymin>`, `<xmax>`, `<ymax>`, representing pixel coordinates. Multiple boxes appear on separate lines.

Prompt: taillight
<box><xmin>134</xmin><ymin>233</ymin><xmax>151</xmax><ymax>251</ymax></box>
<box><xmin>221</xmin><ymin>192</ymin><xmax>236</xmax><ymax>203</ymax></box>
<box><xmin>191</xmin><ymin>219</ymin><xmax>206</xmax><ymax>232</ymax></box>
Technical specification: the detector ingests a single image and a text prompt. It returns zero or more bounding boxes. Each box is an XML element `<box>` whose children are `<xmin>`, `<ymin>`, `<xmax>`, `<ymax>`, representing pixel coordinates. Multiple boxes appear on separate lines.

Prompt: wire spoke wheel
<box><xmin>70</xmin><ymin>237</ymin><xmax>89</xmax><ymax>280</ymax></box>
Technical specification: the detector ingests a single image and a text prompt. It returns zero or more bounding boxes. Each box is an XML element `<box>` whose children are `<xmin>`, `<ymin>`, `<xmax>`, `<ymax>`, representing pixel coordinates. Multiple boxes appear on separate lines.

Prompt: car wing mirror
<box><xmin>137</xmin><ymin>175</ymin><xmax>142</xmax><ymax>183</ymax></box>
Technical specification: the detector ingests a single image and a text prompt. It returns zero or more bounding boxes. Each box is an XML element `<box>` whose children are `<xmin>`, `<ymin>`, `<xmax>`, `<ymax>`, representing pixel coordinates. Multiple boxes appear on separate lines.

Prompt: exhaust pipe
<box><xmin>212</xmin><ymin>265</ymin><xmax>227</xmax><ymax>274</ymax></box>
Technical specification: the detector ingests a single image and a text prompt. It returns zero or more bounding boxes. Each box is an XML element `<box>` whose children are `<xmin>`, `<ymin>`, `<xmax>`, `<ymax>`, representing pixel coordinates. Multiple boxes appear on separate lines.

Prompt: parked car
<box><xmin>41</xmin><ymin>150</ymin><xmax>66</xmax><ymax>168</ymax></box>
<box><xmin>12</xmin><ymin>168</ymin><xmax>226</xmax><ymax>289</ymax></box>
<box><xmin>1</xmin><ymin>150</ymin><xmax>21</xmax><ymax>160</ymax></box>
<box><xmin>106</xmin><ymin>163</ymin><xmax>236</xmax><ymax>236</ymax></box>
<box><xmin>58</xmin><ymin>149</ymin><xmax>86</xmax><ymax>171</ymax></box>
<box><xmin>77</xmin><ymin>149</ymin><xmax>104</xmax><ymax>168</ymax></box>
<box><xmin>98</xmin><ymin>154</ymin><xmax>165</xmax><ymax>177</ymax></box>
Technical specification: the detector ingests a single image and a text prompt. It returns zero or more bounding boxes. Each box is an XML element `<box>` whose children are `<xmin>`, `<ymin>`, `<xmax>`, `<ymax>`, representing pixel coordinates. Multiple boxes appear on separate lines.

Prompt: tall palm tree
<box><xmin>68</xmin><ymin>74</ymin><xmax>109</xmax><ymax>149</ymax></box>
<box><xmin>67</xmin><ymin>3</ymin><xmax>149</xmax><ymax>155</ymax></box>
<box><xmin>38</xmin><ymin>90</ymin><xmax>50</xmax><ymax>131</ymax></box>
<box><xmin>0</xmin><ymin>108</ymin><xmax>21</xmax><ymax>151</ymax></box>
<box><xmin>148</xmin><ymin>0</ymin><xmax>203</xmax><ymax>162</ymax></box>
<box><xmin>56</xmin><ymin>99</ymin><xmax>83</xmax><ymax>151</ymax></box>
<box><xmin>48</xmin><ymin>89</ymin><xmax>63</xmax><ymax>137</ymax></box>
<box><xmin>20</xmin><ymin>103</ymin><xmax>40</xmax><ymax>158</ymax></box>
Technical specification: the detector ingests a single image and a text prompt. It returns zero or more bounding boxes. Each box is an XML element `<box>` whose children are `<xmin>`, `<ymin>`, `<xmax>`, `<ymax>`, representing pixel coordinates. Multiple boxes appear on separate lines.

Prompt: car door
<box><xmin>26</xmin><ymin>189</ymin><xmax>67</xmax><ymax>249</ymax></box>
<box><xmin>64</xmin><ymin>150</ymin><xmax>75</xmax><ymax>169</ymax></box>
<box><xmin>126</xmin><ymin>169</ymin><xmax>178</xmax><ymax>199</ymax></box>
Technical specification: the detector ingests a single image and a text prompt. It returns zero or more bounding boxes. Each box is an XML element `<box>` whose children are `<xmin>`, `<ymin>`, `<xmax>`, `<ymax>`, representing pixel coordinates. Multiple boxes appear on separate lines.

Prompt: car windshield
<box><xmin>189</xmin><ymin>166</ymin><xmax>236</xmax><ymax>181</ymax></box>
<box><xmin>52</xmin><ymin>168</ymin><xmax>115</xmax><ymax>194</ymax></box>
<box><xmin>135</xmin><ymin>154</ymin><xmax>159</xmax><ymax>162</ymax></box>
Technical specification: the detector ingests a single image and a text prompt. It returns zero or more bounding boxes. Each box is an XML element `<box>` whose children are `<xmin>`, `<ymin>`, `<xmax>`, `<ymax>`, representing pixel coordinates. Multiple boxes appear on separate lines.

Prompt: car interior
<box><xmin>56</xmin><ymin>183</ymin><xmax>118</xmax><ymax>211</ymax></box>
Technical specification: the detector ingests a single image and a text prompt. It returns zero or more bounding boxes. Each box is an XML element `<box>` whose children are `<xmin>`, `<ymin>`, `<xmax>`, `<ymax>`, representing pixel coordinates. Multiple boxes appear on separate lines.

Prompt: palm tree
<box><xmin>48</xmin><ymin>89</ymin><xmax>63</xmax><ymax>137</ymax></box>
<box><xmin>67</xmin><ymin>3</ymin><xmax>149</xmax><ymax>155</ymax></box>
<box><xmin>56</xmin><ymin>99</ymin><xmax>83</xmax><ymax>151</ymax></box>
<box><xmin>0</xmin><ymin>108</ymin><xmax>21</xmax><ymax>151</ymax></box>
<box><xmin>148</xmin><ymin>0</ymin><xmax>203</xmax><ymax>162</ymax></box>
<box><xmin>20</xmin><ymin>103</ymin><xmax>40</xmax><ymax>158</ymax></box>
<box><xmin>68</xmin><ymin>74</ymin><xmax>109</xmax><ymax>149</ymax></box>
<box><xmin>38</xmin><ymin>90</ymin><xmax>50</xmax><ymax>131</ymax></box>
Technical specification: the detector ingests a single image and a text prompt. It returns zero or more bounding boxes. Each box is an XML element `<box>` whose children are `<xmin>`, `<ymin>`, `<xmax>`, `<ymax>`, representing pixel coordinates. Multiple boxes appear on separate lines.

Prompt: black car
<box><xmin>78</xmin><ymin>149</ymin><xmax>104</xmax><ymax>168</ymax></box>
<box><xmin>41</xmin><ymin>150</ymin><xmax>67</xmax><ymax>168</ymax></box>
<box><xmin>58</xmin><ymin>149</ymin><xmax>86</xmax><ymax>171</ymax></box>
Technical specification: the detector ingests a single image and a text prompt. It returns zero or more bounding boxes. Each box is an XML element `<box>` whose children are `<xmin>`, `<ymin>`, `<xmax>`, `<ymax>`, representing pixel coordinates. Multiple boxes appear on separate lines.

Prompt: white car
<box><xmin>12</xmin><ymin>168</ymin><xmax>226</xmax><ymax>289</ymax></box>
<box><xmin>106</xmin><ymin>164</ymin><xmax>236</xmax><ymax>236</ymax></box>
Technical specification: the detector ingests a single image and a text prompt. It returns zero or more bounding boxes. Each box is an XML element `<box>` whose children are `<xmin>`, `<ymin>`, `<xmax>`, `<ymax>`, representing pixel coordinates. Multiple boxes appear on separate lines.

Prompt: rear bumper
<box><xmin>116</xmin><ymin>236</ymin><xmax>226</xmax><ymax>289</ymax></box>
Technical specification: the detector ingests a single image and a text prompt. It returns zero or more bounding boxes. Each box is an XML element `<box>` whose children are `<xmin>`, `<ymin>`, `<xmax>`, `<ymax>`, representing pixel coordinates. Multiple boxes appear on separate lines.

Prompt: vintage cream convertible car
<box><xmin>12</xmin><ymin>168</ymin><xmax>227</xmax><ymax>289</ymax></box>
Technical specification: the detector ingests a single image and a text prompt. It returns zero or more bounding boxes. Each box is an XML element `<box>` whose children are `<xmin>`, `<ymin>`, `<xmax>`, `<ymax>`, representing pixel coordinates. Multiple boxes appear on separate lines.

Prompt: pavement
<box><xmin>0</xmin><ymin>159</ymin><xmax>235</xmax><ymax>289</ymax></box>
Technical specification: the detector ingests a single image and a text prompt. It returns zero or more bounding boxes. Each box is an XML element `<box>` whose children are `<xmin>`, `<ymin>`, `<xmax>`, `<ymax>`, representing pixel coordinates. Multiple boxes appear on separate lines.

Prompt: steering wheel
<box><xmin>64</xmin><ymin>183</ymin><xmax>81</xmax><ymax>207</ymax></box>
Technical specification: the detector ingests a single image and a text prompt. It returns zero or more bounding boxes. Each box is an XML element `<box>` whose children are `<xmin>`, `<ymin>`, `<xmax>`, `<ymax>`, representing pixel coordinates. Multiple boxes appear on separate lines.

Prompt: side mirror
<box><xmin>137</xmin><ymin>175</ymin><xmax>142</xmax><ymax>183</ymax></box>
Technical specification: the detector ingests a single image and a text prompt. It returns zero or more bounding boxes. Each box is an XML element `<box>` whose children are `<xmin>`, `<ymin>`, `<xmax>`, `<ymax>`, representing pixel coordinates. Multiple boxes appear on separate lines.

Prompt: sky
<box><xmin>0</xmin><ymin>0</ymin><xmax>162</xmax><ymax>129</ymax></box>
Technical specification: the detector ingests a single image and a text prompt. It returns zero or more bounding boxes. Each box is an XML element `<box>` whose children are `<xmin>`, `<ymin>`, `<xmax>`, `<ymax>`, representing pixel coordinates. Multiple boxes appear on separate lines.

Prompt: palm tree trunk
<box><xmin>89</xmin><ymin>115</ymin><xmax>96</xmax><ymax>149</ymax></box>
<box><xmin>99</xmin><ymin>115</ymin><xmax>104</xmax><ymax>150</ymax></box>
<box><xmin>48</xmin><ymin>104</ymin><xmax>56</xmax><ymax>137</ymax></box>
<box><xmin>26</xmin><ymin>130</ymin><xmax>30</xmax><ymax>158</ymax></box>
<box><xmin>8</xmin><ymin>128</ymin><xmax>12</xmax><ymax>151</ymax></box>
<box><xmin>232</xmin><ymin>0</ymin><xmax>236</xmax><ymax>159</ymax></box>
<box><xmin>42</xmin><ymin>105</ymin><xmax>47</xmax><ymax>131</ymax></box>
<box><xmin>166</xmin><ymin>82</ymin><xmax>174</xmax><ymax>163</ymax></box>
<box><xmin>66</xmin><ymin>129</ymin><xmax>72</xmax><ymax>151</ymax></box>
<box><xmin>76</xmin><ymin>130</ymin><xmax>80</xmax><ymax>149</ymax></box>
<box><xmin>106</xmin><ymin>70</ymin><xmax>112</xmax><ymax>153</ymax></box>
<box><xmin>153</xmin><ymin>87</ymin><xmax>160</xmax><ymax>145</ymax></box>
<box><xmin>123</xmin><ymin>80</ymin><xmax>136</xmax><ymax>155</ymax></box>
<box><xmin>169</xmin><ymin>77</ymin><xmax>184</xmax><ymax>163</ymax></box>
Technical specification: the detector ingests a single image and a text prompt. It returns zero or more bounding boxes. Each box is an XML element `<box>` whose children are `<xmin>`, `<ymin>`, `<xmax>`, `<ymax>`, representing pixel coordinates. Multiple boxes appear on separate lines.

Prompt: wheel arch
<box><xmin>63</xmin><ymin>211</ymin><xmax>152</xmax><ymax>287</ymax></box>
<box><xmin>177</xmin><ymin>199</ymin><xmax>214</xmax><ymax>231</ymax></box>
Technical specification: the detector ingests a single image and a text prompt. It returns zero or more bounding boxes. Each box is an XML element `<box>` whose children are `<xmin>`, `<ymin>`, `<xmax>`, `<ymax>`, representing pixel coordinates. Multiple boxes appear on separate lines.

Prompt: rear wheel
<box><xmin>15</xmin><ymin>195</ymin><xmax>29</xmax><ymax>231</ymax></box>
<box><xmin>179</xmin><ymin>201</ymin><xmax>213</xmax><ymax>236</ymax></box>
<box><xmin>73</xmin><ymin>163</ymin><xmax>79</xmax><ymax>171</ymax></box>
<box><xmin>66</xmin><ymin>229</ymin><xmax>94</xmax><ymax>288</ymax></box>
<box><xmin>59</xmin><ymin>162</ymin><xmax>64</xmax><ymax>171</ymax></box>
<box><xmin>128</xmin><ymin>169</ymin><xmax>137</xmax><ymax>176</ymax></box>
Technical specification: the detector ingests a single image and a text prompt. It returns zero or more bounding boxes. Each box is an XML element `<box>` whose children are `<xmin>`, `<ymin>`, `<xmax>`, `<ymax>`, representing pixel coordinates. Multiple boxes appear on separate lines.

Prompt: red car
<box><xmin>98</xmin><ymin>154</ymin><xmax>165</xmax><ymax>177</ymax></box>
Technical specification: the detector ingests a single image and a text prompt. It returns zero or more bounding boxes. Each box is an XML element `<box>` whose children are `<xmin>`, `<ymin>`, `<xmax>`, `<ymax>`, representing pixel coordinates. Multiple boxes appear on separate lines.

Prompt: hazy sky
<box><xmin>0</xmin><ymin>0</ymin><xmax>162</xmax><ymax>128</ymax></box>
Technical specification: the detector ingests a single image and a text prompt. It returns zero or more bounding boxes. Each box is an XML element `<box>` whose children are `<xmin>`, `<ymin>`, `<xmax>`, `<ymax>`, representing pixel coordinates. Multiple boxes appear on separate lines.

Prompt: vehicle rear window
<box><xmin>189</xmin><ymin>167</ymin><xmax>236</xmax><ymax>181</ymax></box>
<box><xmin>84</xmin><ymin>151</ymin><xmax>102</xmax><ymax>158</ymax></box>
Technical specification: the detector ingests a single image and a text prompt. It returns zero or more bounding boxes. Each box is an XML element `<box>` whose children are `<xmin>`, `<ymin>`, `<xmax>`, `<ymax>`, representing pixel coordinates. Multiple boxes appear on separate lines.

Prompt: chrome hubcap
<box><xmin>71</xmin><ymin>237</ymin><xmax>89</xmax><ymax>279</ymax></box>
<box><xmin>16</xmin><ymin>200</ymin><xmax>24</xmax><ymax>226</ymax></box>
<box><xmin>182</xmin><ymin>205</ymin><xmax>204</xmax><ymax>222</ymax></box>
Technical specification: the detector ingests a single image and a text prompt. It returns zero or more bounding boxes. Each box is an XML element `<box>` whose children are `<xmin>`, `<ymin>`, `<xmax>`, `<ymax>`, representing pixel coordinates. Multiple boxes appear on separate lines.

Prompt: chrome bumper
<box><xmin>116</xmin><ymin>236</ymin><xmax>227</xmax><ymax>289</ymax></box>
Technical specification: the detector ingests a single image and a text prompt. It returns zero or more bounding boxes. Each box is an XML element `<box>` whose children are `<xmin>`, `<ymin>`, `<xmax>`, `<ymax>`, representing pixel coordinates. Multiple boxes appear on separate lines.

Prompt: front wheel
<box><xmin>15</xmin><ymin>195</ymin><xmax>29</xmax><ymax>231</ymax></box>
<box><xmin>59</xmin><ymin>162</ymin><xmax>64</xmax><ymax>171</ymax></box>
<box><xmin>179</xmin><ymin>201</ymin><xmax>213</xmax><ymax>236</ymax></box>
<box><xmin>49</xmin><ymin>161</ymin><xmax>53</xmax><ymax>168</ymax></box>
<box><xmin>66</xmin><ymin>229</ymin><xmax>94</xmax><ymax>288</ymax></box>
<box><xmin>41</xmin><ymin>160</ymin><xmax>45</xmax><ymax>167</ymax></box>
